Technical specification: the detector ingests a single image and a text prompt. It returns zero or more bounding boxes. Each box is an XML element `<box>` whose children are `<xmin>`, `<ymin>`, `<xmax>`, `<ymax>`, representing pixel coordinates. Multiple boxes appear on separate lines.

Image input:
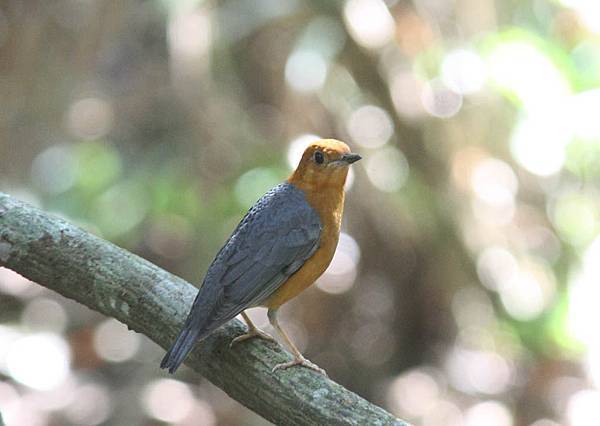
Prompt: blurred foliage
<box><xmin>1</xmin><ymin>0</ymin><xmax>600</xmax><ymax>425</ymax></box>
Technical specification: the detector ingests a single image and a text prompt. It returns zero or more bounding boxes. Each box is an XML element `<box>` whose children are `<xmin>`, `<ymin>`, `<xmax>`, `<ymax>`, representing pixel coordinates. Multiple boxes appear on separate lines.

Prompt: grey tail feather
<box><xmin>160</xmin><ymin>327</ymin><xmax>201</xmax><ymax>374</ymax></box>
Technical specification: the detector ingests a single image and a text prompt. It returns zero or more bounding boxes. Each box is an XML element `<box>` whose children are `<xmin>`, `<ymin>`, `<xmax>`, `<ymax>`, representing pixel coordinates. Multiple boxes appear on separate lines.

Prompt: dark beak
<box><xmin>341</xmin><ymin>153</ymin><xmax>362</xmax><ymax>164</ymax></box>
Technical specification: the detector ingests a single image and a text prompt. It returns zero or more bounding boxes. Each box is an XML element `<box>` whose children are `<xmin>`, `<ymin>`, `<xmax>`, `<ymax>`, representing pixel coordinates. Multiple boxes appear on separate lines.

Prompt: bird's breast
<box><xmin>264</xmin><ymin>230</ymin><xmax>338</xmax><ymax>308</ymax></box>
<box><xmin>264</xmin><ymin>190</ymin><xmax>344</xmax><ymax>308</ymax></box>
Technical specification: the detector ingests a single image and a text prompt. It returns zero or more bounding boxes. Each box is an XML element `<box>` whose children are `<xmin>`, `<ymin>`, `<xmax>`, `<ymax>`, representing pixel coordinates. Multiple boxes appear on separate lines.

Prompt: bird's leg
<box><xmin>267</xmin><ymin>308</ymin><xmax>327</xmax><ymax>376</ymax></box>
<box><xmin>230</xmin><ymin>311</ymin><xmax>276</xmax><ymax>348</ymax></box>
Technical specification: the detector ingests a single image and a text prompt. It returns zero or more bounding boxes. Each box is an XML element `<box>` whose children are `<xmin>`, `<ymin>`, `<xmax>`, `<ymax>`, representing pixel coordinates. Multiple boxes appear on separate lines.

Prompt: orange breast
<box><xmin>264</xmin><ymin>230</ymin><xmax>338</xmax><ymax>308</ymax></box>
<box><xmin>264</xmin><ymin>184</ymin><xmax>344</xmax><ymax>309</ymax></box>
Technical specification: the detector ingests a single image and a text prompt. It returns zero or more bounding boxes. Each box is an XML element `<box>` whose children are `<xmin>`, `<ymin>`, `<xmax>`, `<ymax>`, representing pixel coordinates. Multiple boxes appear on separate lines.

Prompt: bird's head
<box><xmin>288</xmin><ymin>139</ymin><xmax>361</xmax><ymax>191</ymax></box>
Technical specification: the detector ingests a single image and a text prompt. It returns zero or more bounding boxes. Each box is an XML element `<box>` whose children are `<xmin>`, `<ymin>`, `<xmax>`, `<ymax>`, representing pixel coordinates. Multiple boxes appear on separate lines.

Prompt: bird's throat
<box><xmin>288</xmin><ymin>180</ymin><xmax>345</xmax><ymax>242</ymax></box>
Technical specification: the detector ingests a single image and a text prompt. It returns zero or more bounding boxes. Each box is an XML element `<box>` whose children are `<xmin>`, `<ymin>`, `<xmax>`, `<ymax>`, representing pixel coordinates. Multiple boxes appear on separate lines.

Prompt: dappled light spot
<box><xmin>6</xmin><ymin>333</ymin><xmax>71</xmax><ymax>391</ymax></box>
<box><xmin>465</xmin><ymin>401</ymin><xmax>513</xmax><ymax>426</ymax></box>
<box><xmin>178</xmin><ymin>400</ymin><xmax>217</xmax><ymax>426</ymax></box>
<box><xmin>547</xmin><ymin>376</ymin><xmax>586</xmax><ymax>419</ymax></box>
<box><xmin>22</xmin><ymin>298</ymin><xmax>68</xmax><ymax>334</ymax></box>
<box><xmin>0</xmin><ymin>268</ymin><xmax>40</xmax><ymax>298</ymax></box>
<box><xmin>346</xmin><ymin>105</ymin><xmax>393</xmax><ymax>149</ymax></box>
<box><xmin>566</xmin><ymin>89</ymin><xmax>600</xmax><ymax>142</ymax></box>
<box><xmin>567</xmin><ymin>389</ymin><xmax>600</xmax><ymax>426</ymax></box>
<box><xmin>451</xmin><ymin>146</ymin><xmax>487</xmax><ymax>191</ymax></box>
<box><xmin>471</xmin><ymin>197</ymin><xmax>515</xmax><ymax>227</ymax></box>
<box><xmin>142</xmin><ymin>379</ymin><xmax>195</xmax><ymax>423</ymax></box>
<box><xmin>0</xmin><ymin>392</ymin><xmax>48</xmax><ymax>426</ymax></box>
<box><xmin>390</xmin><ymin>71</ymin><xmax>426</xmax><ymax>119</ymax></box>
<box><xmin>550</xmin><ymin>191</ymin><xmax>599</xmax><ymax>246</ymax></box>
<box><xmin>66</xmin><ymin>97</ymin><xmax>114</xmax><ymax>140</ymax></box>
<box><xmin>476</xmin><ymin>255</ymin><xmax>557</xmax><ymax>322</ymax></box>
<box><xmin>511</xmin><ymin>112</ymin><xmax>570</xmax><ymax>177</ymax></box>
<box><xmin>64</xmin><ymin>383</ymin><xmax>112</xmax><ymax>425</ymax></box>
<box><xmin>522</xmin><ymin>226</ymin><xmax>561</xmax><ymax>262</ymax></box>
<box><xmin>441</xmin><ymin>49</ymin><xmax>487</xmax><ymax>95</ymax></box>
<box><xmin>387</xmin><ymin>368</ymin><xmax>441</xmax><ymax>418</ymax></box>
<box><xmin>285</xmin><ymin>50</ymin><xmax>328</xmax><ymax>93</ymax></box>
<box><xmin>529</xmin><ymin>420</ymin><xmax>561</xmax><ymax>426</ymax></box>
<box><xmin>499</xmin><ymin>266</ymin><xmax>551</xmax><ymax>321</ymax></box>
<box><xmin>92</xmin><ymin>182</ymin><xmax>148</xmax><ymax>238</ymax></box>
<box><xmin>559</xmin><ymin>0</ymin><xmax>600</xmax><ymax>34</ymax></box>
<box><xmin>27</xmin><ymin>377</ymin><xmax>78</xmax><ymax>411</ymax></box>
<box><xmin>93</xmin><ymin>318</ymin><xmax>140</xmax><ymax>363</ymax></box>
<box><xmin>568</xmin><ymin>238</ymin><xmax>600</xmax><ymax>362</ymax></box>
<box><xmin>318</xmin><ymin>233</ymin><xmax>360</xmax><ymax>295</ymax></box>
<box><xmin>477</xmin><ymin>247</ymin><xmax>519</xmax><ymax>292</ymax></box>
<box><xmin>421</xmin><ymin>79</ymin><xmax>463</xmax><ymax>118</ymax></box>
<box><xmin>31</xmin><ymin>145</ymin><xmax>76</xmax><ymax>195</ymax></box>
<box><xmin>487</xmin><ymin>40</ymin><xmax>571</xmax><ymax>111</ymax></box>
<box><xmin>365</xmin><ymin>147</ymin><xmax>409</xmax><ymax>192</ymax></box>
<box><xmin>343</xmin><ymin>0</ymin><xmax>395</xmax><ymax>49</ymax></box>
<box><xmin>295</xmin><ymin>17</ymin><xmax>347</xmax><ymax>62</ymax></box>
<box><xmin>352</xmin><ymin>281</ymin><xmax>394</xmax><ymax>319</ymax></box>
<box><xmin>421</xmin><ymin>400</ymin><xmax>464</xmax><ymax>426</ymax></box>
<box><xmin>572</xmin><ymin>238</ymin><xmax>600</xmax><ymax>388</ymax></box>
<box><xmin>0</xmin><ymin>325</ymin><xmax>21</xmax><ymax>372</ymax></box>
<box><xmin>73</xmin><ymin>142</ymin><xmax>123</xmax><ymax>192</ymax></box>
<box><xmin>445</xmin><ymin>346</ymin><xmax>513</xmax><ymax>395</ymax></box>
<box><xmin>168</xmin><ymin>8</ymin><xmax>212</xmax><ymax>64</ymax></box>
<box><xmin>0</xmin><ymin>381</ymin><xmax>19</xmax><ymax>409</ymax></box>
<box><xmin>471</xmin><ymin>158</ymin><xmax>518</xmax><ymax>209</ymax></box>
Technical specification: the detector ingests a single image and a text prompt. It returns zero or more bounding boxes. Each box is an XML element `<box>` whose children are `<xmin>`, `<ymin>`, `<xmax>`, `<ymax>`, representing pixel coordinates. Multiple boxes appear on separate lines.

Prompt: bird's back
<box><xmin>197</xmin><ymin>183</ymin><xmax>322</xmax><ymax>319</ymax></box>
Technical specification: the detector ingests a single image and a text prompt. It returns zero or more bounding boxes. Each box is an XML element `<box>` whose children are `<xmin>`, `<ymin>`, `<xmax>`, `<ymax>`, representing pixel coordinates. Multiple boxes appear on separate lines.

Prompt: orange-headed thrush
<box><xmin>161</xmin><ymin>139</ymin><xmax>361</xmax><ymax>375</ymax></box>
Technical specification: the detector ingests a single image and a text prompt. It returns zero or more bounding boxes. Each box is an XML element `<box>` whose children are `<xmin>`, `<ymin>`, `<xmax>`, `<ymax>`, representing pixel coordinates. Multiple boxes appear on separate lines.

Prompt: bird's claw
<box><xmin>229</xmin><ymin>328</ymin><xmax>276</xmax><ymax>348</ymax></box>
<box><xmin>272</xmin><ymin>356</ymin><xmax>327</xmax><ymax>376</ymax></box>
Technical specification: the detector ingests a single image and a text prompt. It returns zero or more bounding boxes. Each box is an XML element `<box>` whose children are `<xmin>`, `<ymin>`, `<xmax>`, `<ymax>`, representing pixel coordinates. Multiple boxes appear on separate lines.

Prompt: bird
<box><xmin>160</xmin><ymin>139</ymin><xmax>361</xmax><ymax>375</ymax></box>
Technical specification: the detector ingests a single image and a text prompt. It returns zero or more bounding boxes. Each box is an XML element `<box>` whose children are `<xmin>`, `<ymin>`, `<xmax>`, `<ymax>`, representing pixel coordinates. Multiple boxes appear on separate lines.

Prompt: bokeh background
<box><xmin>1</xmin><ymin>0</ymin><xmax>600</xmax><ymax>425</ymax></box>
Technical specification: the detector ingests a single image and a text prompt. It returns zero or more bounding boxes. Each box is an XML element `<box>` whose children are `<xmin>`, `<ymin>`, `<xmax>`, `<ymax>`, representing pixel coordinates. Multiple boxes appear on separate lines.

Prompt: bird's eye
<box><xmin>314</xmin><ymin>151</ymin><xmax>325</xmax><ymax>165</ymax></box>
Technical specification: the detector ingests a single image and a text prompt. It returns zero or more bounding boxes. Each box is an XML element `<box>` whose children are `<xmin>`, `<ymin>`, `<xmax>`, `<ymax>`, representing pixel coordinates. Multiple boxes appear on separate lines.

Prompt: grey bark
<box><xmin>0</xmin><ymin>192</ymin><xmax>408</xmax><ymax>426</ymax></box>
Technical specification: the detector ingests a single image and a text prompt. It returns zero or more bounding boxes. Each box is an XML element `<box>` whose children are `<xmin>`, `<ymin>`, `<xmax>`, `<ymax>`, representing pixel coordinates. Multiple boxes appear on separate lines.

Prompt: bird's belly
<box><xmin>264</xmin><ymin>242</ymin><xmax>335</xmax><ymax>308</ymax></box>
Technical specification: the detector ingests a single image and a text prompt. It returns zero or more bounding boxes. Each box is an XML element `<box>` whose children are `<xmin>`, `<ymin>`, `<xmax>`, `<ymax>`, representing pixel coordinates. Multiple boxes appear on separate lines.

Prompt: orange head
<box><xmin>288</xmin><ymin>139</ymin><xmax>361</xmax><ymax>191</ymax></box>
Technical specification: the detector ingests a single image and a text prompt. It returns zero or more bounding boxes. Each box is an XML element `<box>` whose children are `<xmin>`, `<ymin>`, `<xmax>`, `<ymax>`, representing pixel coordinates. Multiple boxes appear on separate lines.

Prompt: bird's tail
<box><xmin>160</xmin><ymin>326</ymin><xmax>201</xmax><ymax>374</ymax></box>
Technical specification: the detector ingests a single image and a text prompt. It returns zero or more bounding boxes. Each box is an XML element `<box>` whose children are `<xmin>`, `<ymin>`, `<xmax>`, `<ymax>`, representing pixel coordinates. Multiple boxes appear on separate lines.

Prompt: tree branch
<box><xmin>0</xmin><ymin>193</ymin><xmax>407</xmax><ymax>426</ymax></box>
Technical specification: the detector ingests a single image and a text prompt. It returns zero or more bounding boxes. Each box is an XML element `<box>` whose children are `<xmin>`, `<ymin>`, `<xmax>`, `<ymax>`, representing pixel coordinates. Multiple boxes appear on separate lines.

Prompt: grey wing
<box><xmin>190</xmin><ymin>183</ymin><xmax>321</xmax><ymax>340</ymax></box>
<box><xmin>161</xmin><ymin>184</ymin><xmax>321</xmax><ymax>373</ymax></box>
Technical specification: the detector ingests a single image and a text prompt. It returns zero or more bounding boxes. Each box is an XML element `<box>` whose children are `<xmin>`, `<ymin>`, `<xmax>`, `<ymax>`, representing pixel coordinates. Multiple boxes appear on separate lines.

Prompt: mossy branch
<box><xmin>0</xmin><ymin>193</ymin><xmax>407</xmax><ymax>426</ymax></box>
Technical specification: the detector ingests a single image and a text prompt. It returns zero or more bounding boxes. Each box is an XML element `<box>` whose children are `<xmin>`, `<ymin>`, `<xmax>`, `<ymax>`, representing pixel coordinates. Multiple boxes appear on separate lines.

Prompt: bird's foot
<box><xmin>272</xmin><ymin>355</ymin><xmax>327</xmax><ymax>376</ymax></box>
<box><xmin>230</xmin><ymin>327</ymin><xmax>276</xmax><ymax>348</ymax></box>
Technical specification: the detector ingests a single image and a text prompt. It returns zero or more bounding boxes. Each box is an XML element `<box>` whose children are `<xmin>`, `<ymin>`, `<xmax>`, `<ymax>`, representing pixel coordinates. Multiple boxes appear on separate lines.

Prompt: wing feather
<box><xmin>160</xmin><ymin>183</ymin><xmax>320</xmax><ymax>373</ymax></box>
<box><xmin>181</xmin><ymin>183</ymin><xmax>320</xmax><ymax>341</ymax></box>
